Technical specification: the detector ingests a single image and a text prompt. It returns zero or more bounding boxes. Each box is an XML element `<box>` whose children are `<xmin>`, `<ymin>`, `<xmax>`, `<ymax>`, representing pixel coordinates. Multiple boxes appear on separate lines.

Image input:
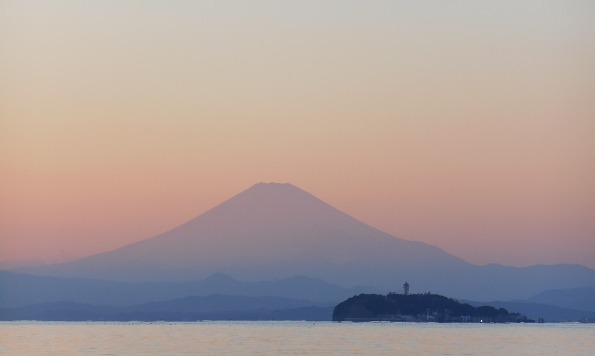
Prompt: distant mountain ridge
<box><xmin>0</xmin><ymin>294</ymin><xmax>334</xmax><ymax>321</ymax></box>
<box><xmin>464</xmin><ymin>299</ymin><xmax>595</xmax><ymax>323</ymax></box>
<box><xmin>13</xmin><ymin>182</ymin><xmax>595</xmax><ymax>301</ymax></box>
<box><xmin>527</xmin><ymin>287</ymin><xmax>595</xmax><ymax>312</ymax></box>
<box><xmin>0</xmin><ymin>271</ymin><xmax>372</xmax><ymax>308</ymax></box>
<box><xmin>2</xmin><ymin>270</ymin><xmax>594</xmax><ymax>322</ymax></box>
<box><xmin>2</xmin><ymin>292</ymin><xmax>593</xmax><ymax>322</ymax></box>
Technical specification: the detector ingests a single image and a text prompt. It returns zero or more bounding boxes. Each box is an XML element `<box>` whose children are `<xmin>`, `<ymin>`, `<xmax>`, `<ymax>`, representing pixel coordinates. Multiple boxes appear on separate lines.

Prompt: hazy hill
<box><xmin>16</xmin><ymin>183</ymin><xmax>595</xmax><ymax>301</ymax></box>
<box><xmin>0</xmin><ymin>294</ymin><xmax>334</xmax><ymax>321</ymax></box>
<box><xmin>527</xmin><ymin>287</ymin><xmax>595</xmax><ymax>312</ymax></box>
<box><xmin>0</xmin><ymin>271</ymin><xmax>370</xmax><ymax>308</ymax></box>
<box><xmin>465</xmin><ymin>300</ymin><xmax>595</xmax><ymax>323</ymax></box>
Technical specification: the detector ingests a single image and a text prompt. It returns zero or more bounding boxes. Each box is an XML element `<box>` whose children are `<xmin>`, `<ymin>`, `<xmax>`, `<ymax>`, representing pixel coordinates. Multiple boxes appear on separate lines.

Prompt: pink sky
<box><xmin>1</xmin><ymin>1</ymin><xmax>594</xmax><ymax>269</ymax></box>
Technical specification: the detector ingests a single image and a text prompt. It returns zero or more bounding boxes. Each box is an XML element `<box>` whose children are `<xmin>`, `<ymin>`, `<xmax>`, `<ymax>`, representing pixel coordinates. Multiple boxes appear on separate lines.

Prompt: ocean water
<box><xmin>0</xmin><ymin>321</ymin><xmax>593</xmax><ymax>355</ymax></box>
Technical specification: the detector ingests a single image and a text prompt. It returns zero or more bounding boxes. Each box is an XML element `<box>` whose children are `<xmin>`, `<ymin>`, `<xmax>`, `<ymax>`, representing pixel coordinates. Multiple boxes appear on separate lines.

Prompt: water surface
<box><xmin>1</xmin><ymin>321</ymin><xmax>593</xmax><ymax>355</ymax></box>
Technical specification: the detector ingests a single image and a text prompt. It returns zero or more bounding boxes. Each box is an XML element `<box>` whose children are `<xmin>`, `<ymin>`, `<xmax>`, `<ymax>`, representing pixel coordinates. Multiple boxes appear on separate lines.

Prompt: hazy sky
<box><xmin>1</xmin><ymin>0</ymin><xmax>594</xmax><ymax>269</ymax></box>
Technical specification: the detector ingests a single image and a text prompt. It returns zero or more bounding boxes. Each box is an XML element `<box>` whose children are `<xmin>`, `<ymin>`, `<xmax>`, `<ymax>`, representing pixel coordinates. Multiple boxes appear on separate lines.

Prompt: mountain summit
<box><xmin>22</xmin><ymin>183</ymin><xmax>595</xmax><ymax>301</ymax></box>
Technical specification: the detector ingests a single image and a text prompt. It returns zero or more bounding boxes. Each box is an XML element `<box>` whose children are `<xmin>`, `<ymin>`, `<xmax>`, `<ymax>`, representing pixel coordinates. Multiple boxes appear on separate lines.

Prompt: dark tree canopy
<box><xmin>333</xmin><ymin>293</ymin><xmax>532</xmax><ymax>323</ymax></box>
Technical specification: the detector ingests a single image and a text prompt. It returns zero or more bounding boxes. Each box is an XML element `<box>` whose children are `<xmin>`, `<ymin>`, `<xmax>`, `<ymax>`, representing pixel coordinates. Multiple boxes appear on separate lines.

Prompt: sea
<box><xmin>1</xmin><ymin>321</ymin><xmax>593</xmax><ymax>355</ymax></box>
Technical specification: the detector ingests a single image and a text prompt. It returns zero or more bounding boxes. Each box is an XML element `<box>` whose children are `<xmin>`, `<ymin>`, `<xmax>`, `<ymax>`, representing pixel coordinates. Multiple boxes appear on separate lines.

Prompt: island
<box><xmin>333</xmin><ymin>289</ymin><xmax>533</xmax><ymax>323</ymax></box>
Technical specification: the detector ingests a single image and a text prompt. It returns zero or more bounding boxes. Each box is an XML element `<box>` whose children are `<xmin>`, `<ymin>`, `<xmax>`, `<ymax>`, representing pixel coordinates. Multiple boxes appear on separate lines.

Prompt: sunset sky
<box><xmin>1</xmin><ymin>0</ymin><xmax>594</xmax><ymax>269</ymax></box>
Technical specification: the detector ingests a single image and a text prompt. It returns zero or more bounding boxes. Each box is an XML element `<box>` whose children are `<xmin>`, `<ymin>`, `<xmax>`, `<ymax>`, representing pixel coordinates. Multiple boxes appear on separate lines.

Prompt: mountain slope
<box><xmin>23</xmin><ymin>183</ymin><xmax>467</xmax><ymax>283</ymax></box>
<box><xmin>18</xmin><ymin>182</ymin><xmax>595</xmax><ymax>301</ymax></box>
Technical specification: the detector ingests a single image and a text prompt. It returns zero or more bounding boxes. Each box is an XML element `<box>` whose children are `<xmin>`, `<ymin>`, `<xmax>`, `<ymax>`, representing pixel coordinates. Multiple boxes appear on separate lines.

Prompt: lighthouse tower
<box><xmin>403</xmin><ymin>282</ymin><xmax>410</xmax><ymax>295</ymax></box>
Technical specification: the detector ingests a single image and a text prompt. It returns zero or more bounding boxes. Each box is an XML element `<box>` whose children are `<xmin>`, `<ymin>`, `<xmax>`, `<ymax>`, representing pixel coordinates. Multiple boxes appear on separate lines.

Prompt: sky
<box><xmin>1</xmin><ymin>0</ymin><xmax>594</xmax><ymax>269</ymax></box>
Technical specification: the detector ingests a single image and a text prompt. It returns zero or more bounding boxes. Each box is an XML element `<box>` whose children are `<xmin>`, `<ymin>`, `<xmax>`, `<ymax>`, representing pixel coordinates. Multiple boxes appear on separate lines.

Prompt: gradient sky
<box><xmin>1</xmin><ymin>0</ymin><xmax>594</xmax><ymax>269</ymax></box>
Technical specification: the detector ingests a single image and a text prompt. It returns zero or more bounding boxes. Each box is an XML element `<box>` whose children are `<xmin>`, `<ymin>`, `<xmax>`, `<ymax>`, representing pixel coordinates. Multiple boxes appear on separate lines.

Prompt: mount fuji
<box><xmin>19</xmin><ymin>183</ymin><xmax>595</xmax><ymax>301</ymax></box>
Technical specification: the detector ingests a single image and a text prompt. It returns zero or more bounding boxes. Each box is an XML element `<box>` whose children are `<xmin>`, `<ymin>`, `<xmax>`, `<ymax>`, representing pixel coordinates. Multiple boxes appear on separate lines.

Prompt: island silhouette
<box><xmin>333</xmin><ymin>283</ymin><xmax>533</xmax><ymax>323</ymax></box>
